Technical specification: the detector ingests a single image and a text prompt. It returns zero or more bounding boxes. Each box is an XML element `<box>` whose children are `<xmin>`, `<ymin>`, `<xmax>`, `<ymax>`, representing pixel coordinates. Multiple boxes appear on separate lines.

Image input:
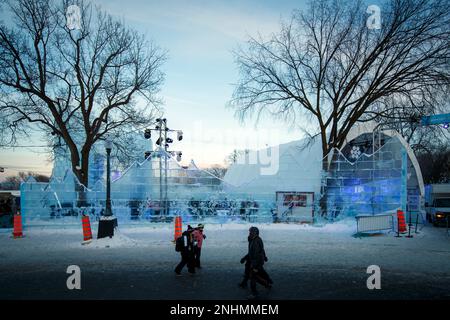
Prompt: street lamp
<box><xmin>97</xmin><ymin>137</ymin><xmax>118</xmax><ymax>239</ymax></box>
<box><xmin>104</xmin><ymin>138</ymin><xmax>112</xmax><ymax>217</ymax></box>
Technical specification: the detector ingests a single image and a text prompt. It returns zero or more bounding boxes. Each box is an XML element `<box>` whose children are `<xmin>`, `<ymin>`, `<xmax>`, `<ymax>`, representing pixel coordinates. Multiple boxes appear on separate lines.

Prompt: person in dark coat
<box><xmin>174</xmin><ymin>225</ymin><xmax>196</xmax><ymax>275</ymax></box>
<box><xmin>240</xmin><ymin>227</ymin><xmax>272</xmax><ymax>298</ymax></box>
<box><xmin>238</xmin><ymin>235</ymin><xmax>253</xmax><ymax>288</ymax></box>
<box><xmin>239</xmin><ymin>242</ymin><xmax>272</xmax><ymax>288</ymax></box>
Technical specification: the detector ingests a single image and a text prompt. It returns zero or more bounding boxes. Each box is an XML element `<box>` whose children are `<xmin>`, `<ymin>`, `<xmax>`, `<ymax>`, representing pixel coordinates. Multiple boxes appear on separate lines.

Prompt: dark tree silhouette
<box><xmin>0</xmin><ymin>0</ymin><xmax>166</xmax><ymax>194</ymax></box>
<box><xmin>230</xmin><ymin>0</ymin><xmax>450</xmax><ymax>172</ymax></box>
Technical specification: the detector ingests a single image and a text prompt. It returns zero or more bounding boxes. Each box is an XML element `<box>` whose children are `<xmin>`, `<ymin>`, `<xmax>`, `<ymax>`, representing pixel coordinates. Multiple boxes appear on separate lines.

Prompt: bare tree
<box><xmin>229</xmin><ymin>0</ymin><xmax>450</xmax><ymax>172</ymax></box>
<box><xmin>363</xmin><ymin>86</ymin><xmax>450</xmax><ymax>144</ymax></box>
<box><xmin>0</xmin><ymin>171</ymin><xmax>50</xmax><ymax>190</ymax></box>
<box><xmin>0</xmin><ymin>0</ymin><xmax>166</xmax><ymax>195</ymax></box>
<box><xmin>416</xmin><ymin>145</ymin><xmax>450</xmax><ymax>183</ymax></box>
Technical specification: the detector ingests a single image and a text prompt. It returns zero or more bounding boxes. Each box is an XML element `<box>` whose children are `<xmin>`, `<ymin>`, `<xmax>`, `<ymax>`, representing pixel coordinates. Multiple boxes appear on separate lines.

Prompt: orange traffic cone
<box><xmin>397</xmin><ymin>209</ymin><xmax>407</xmax><ymax>233</ymax></box>
<box><xmin>13</xmin><ymin>211</ymin><xmax>23</xmax><ymax>238</ymax></box>
<box><xmin>174</xmin><ymin>216</ymin><xmax>182</xmax><ymax>241</ymax></box>
<box><xmin>81</xmin><ymin>215</ymin><xmax>93</xmax><ymax>243</ymax></box>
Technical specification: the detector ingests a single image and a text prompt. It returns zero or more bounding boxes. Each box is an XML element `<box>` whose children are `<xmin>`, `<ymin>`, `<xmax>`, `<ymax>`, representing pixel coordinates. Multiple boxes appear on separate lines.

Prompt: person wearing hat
<box><xmin>239</xmin><ymin>231</ymin><xmax>272</xmax><ymax>289</ymax></box>
<box><xmin>192</xmin><ymin>224</ymin><xmax>206</xmax><ymax>268</ymax></box>
<box><xmin>245</xmin><ymin>226</ymin><xmax>272</xmax><ymax>299</ymax></box>
<box><xmin>174</xmin><ymin>225</ymin><xmax>196</xmax><ymax>275</ymax></box>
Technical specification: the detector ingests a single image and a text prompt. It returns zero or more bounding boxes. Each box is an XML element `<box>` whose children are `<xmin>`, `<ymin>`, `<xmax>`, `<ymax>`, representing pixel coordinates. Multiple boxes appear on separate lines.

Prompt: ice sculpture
<box><xmin>20</xmin><ymin>146</ymin><xmax>230</xmax><ymax>224</ymax></box>
<box><xmin>20</xmin><ymin>128</ymin><xmax>424</xmax><ymax>225</ymax></box>
<box><xmin>323</xmin><ymin>132</ymin><xmax>423</xmax><ymax>221</ymax></box>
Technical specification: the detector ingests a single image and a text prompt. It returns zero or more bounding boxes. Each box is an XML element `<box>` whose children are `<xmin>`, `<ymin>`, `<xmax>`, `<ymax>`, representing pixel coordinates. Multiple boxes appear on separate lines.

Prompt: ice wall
<box><xmin>20</xmin><ymin>134</ymin><xmax>421</xmax><ymax>225</ymax></box>
<box><xmin>323</xmin><ymin>134</ymin><xmax>422</xmax><ymax>220</ymax></box>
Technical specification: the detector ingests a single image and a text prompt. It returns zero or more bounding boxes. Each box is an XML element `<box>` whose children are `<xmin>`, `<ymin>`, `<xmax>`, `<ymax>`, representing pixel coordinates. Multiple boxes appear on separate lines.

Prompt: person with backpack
<box><xmin>174</xmin><ymin>225</ymin><xmax>196</xmax><ymax>275</ymax></box>
<box><xmin>192</xmin><ymin>224</ymin><xmax>206</xmax><ymax>268</ymax></box>
<box><xmin>243</xmin><ymin>226</ymin><xmax>272</xmax><ymax>299</ymax></box>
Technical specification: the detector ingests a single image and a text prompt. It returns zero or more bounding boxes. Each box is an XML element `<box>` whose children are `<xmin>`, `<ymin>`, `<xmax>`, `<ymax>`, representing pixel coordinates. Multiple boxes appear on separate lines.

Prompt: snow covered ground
<box><xmin>1</xmin><ymin>219</ymin><xmax>449</xmax><ymax>299</ymax></box>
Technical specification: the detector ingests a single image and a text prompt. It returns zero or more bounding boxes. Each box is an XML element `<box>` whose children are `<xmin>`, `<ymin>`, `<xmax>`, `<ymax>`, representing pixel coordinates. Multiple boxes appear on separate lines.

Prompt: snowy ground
<box><xmin>0</xmin><ymin>220</ymin><xmax>449</xmax><ymax>300</ymax></box>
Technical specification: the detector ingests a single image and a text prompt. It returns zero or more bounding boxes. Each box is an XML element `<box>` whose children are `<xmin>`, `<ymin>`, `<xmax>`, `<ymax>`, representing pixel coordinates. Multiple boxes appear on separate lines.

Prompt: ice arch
<box><xmin>340</xmin><ymin>122</ymin><xmax>424</xmax><ymax>196</ymax></box>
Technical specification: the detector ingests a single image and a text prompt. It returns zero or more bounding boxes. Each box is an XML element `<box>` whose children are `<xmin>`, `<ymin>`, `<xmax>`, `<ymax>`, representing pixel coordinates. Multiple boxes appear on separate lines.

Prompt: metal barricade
<box><xmin>356</xmin><ymin>214</ymin><xmax>394</xmax><ymax>233</ymax></box>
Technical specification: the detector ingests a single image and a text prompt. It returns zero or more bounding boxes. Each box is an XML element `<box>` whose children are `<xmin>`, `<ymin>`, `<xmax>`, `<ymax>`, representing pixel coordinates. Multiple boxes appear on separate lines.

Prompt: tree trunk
<box><xmin>74</xmin><ymin>148</ymin><xmax>90</xmax><ymax>208</ymax></box>
<box><xmin>319</xmin><ymin>155</ymin><xmax>329</xmax><ymax>217</ymax></box>
<box><xmin>318</xmin><ymin>133</ymin><xmax>331</xmax><ymax>217</ymax></box>
<box><xmin>320</xmin><ymin>147</ymin><xmax>342</xmax><ymax>218</ymax></box>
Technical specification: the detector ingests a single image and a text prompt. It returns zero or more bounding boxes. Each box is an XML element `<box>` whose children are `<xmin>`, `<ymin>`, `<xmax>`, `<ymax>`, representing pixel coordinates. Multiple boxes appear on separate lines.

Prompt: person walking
<box><xmin>246</xmin><ymin>226</ymin><xmax>272</xmax><ymax>299</ymax></box>
<box><xmin>238</xmin><ymin>235</ymin><xmax>252</xmax><ymax>289</ymax></box>
<box><xmin>239</xmin><ymin>230</ymin><xmax>273</xmax><ymax>289</ymax></box>
<box><xmin>192</xmin><ymin>223</ymin><xmax>206</xmax><ymax>268</ymax></box>
<box><xmin>174</xmin><ymin>225</ymin><xmax>196</xmax><ymax>275</ymax></box>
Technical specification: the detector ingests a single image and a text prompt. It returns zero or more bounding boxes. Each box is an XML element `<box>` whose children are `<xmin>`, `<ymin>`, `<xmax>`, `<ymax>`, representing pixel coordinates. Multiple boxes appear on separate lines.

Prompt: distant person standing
<box><xmin>252</xmin><ymin>201</ymin><xmax>259</xmax><ymax>222</ymax></box>
<box><xmin>192</xmin><ymin>224</ymin><xmax>206</xmax><ymax>268</ymax></box>
<box><xmin>174</xmin><ymin>225</ymin><xmax>196</xmax><ymax>275</ymax></box>
<box><xmin>240</xmin><ymin>201</ymin><xmax>246</xmax><ymax>220</ymax></box>
<box><xmin>270</xmin><ymin>202</ymin><xmax>278</xmax><ymax>223</ymax></box>
<box><xmin>246</xmin><ymin>226</ymin><xmax>272</xmax><ymax>299</ymax></box>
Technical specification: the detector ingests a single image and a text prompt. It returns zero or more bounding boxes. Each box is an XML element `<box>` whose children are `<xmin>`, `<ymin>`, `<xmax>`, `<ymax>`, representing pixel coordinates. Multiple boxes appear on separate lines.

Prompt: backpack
<box><xmin>175</xmin><ymin>235</ymin><xmax>185</xmax><ymax>252</ymax></box>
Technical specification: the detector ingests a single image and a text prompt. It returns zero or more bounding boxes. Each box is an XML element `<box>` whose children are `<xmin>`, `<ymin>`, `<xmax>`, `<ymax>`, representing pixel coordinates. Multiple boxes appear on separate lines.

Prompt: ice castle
<box><xmin>20</xmin><ymin>123</ymin><xmax>425</xmax><ymax>225</ymax></box>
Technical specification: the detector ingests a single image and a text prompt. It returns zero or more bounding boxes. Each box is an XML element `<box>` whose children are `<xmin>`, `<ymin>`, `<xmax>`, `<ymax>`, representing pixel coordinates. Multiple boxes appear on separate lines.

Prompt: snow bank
<box><xmin>79</xmin><ymin>230</ymin><xmax>140</xmax><ymax>249</ymax></box>
<box><xmin>18</xmin><ymin>218</ymin><xmax>358</xmax><ymax>235</ymax></box>
<box><xmin>183</xmin><ymin>220</ymin><xmax>357</xmax><ymax>233</ymax></box>
<box><xmin>2</xmin><ymin>219</ymin><xmax>358</xmax><ymax>251</ymax></box>
<box><xmin>24</xmin><ymin>226</ymin><xmax>83</xmax><ymax>235</ymax></box>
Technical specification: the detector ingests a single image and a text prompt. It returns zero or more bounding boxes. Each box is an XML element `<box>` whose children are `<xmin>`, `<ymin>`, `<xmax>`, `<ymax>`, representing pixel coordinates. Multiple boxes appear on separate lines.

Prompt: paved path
<box><xmin>1</xmin><ymin>224</ymin><xmax>449</xmax><ymax>299</ymax></box>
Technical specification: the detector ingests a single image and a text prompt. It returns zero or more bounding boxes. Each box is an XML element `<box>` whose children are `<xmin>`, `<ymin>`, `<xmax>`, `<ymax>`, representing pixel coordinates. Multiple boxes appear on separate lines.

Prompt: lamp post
<box><xmin>97</xmin><ymin>137</ymin><xmax>117</xmax><ymax>239</ymax></box>
<box><xmin>105</xmin><ymin>138</ymin><xmax>113</xmax><ymax>216</ymax></box>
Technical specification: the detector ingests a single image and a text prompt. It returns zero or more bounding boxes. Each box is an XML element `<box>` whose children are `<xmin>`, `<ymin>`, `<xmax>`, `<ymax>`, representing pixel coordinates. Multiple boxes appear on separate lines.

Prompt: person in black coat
<box><xmin>239</xmin><ymin>248</ymin><xmax>273</xmax><ymax>288</ymax></box>
<box><xmin>239</xmin><ymin>227</ymin><xmax>272</xmax><ymax>297</ymax></box>
<box><xmin>174</xmin><ymin>225</ymin><xmax>196</xmax><ymax>275</ymax></box>
<box><xmin>238</xmin><ymin>236</ymin><xmax>253</xmax><ymax>288</ymax></box>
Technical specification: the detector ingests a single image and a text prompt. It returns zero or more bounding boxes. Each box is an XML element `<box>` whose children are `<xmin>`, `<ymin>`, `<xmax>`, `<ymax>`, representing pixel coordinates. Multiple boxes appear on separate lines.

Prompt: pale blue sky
<box><xmin>0</xmin><ymin>0</ymin><xmax>308</xmax><ymax>177</ymax></box>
